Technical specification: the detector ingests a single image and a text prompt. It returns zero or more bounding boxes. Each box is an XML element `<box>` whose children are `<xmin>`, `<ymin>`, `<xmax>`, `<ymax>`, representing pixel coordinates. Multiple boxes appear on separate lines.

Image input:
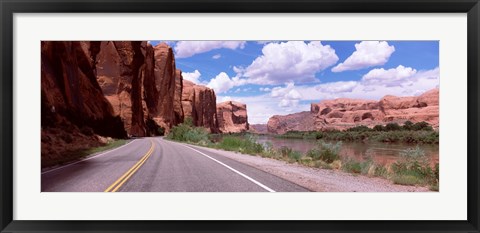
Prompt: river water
<box><xmin>254</xmin><ymin>135</ymin><xmax>439</xmax><ymax>165</ymax></box>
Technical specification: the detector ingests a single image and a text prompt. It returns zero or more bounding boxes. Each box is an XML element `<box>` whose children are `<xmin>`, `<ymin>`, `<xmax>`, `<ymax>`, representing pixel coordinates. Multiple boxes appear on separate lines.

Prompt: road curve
<box><xmin>41</xmin><ymin>137</ymin><xmax>310</xmax><ymax>192</ymax></box>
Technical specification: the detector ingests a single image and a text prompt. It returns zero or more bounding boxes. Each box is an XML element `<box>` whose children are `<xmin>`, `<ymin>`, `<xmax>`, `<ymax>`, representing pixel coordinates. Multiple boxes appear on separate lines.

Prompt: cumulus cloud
<box><xmin>259</xmin><ymin>87</ymin><xmax>271</xmax><ymax>92</ymax></box>
<box><xmin>174</xmin><ymin>41</ymin><xmax>246</xmax><ymax>58</ymax></box>
<box><xmin>361</xmin><ymin>65</ymin><xmax>417</xmax><ymax>86</ymax></box>
<box><xmin>212</xmin><ymin>54</ymin><xmax>221</xmax><ymax>59</ymax></box>
<box><xmin>270</xmin><ymin>82</ymin><xmax>303</xmax><ymax>108</ymax></box>
<box><xmin>182</xmin><ymin>70</ymin><xmax>202</xmax><ymax>84</ymax></box>
<box><xmin>241</xmin><ymin>41</ymin><xmax>339</xmax><ymax>85</ymax></box>
<box><xmin>332</xmin><ymin>41</ymin><xmax>395</xmax><ymax>72</ymax></box>
<box><xmin>206</xmin><ymin>72</ymin><xmax>247</xmax><ymax>94</ymax></box>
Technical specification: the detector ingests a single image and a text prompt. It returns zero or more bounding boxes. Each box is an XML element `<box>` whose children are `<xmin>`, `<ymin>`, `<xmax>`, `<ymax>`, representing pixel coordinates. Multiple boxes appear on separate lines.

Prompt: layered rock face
<box><xmin>41</xmin><ymin>41</ymin><xmax>126</xmax><ymax>138</ymax></box>
<box><xmin>182</xmin><ymin>80</ymin><xmax>219</xmax><ymax>133</ymax></box>
<box><xmin>173</xmin><ymin>70</ymin><xmax>185</xmax><ymax>125</ymax></box>
<box><xmin>149</xmin><ymin>43</ymin><xmax>179</xmax><ymax>131</ymax></box>
<box><xmin>96</xmin><ymin>41</ymin><xmax>146</xmax><ymax>136</ymax></box>
<box><xmin>41</xmin><ymin>41</ymin><xmax>127</xmax><ymax>161</ymax></box>
<box><xmin>96</xmin><ymin>42</ymin><xmax>186</xmax><ymax>135</ymax></box>
<box><xmin>268</xmin><ymin>89</ymin><xmax>439</xmax><ymax>134</ymax></box>
<box><xmin>216</xmin><ymin>101</ymin><xmax>249</xmax><ymax>133</ymax></box>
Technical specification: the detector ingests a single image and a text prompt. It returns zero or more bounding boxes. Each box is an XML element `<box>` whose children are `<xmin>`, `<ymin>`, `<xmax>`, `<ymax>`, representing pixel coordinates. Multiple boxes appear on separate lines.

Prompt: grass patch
<box><xmin>42</xmin><ymin>139</ymin><xmax>128</xmax><ymax>168</ymax></box>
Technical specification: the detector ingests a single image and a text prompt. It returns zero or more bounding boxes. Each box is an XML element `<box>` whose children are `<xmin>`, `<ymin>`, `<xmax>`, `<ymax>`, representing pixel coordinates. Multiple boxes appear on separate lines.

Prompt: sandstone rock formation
<box><xmin>267</xmin><ymin>111</ymin><xmax>316</xmax><ymax>135</ymax></box>
<box><xmin>41</xmin><ymin>41</ymin><xmax>126</xmax><ymax>138</ymax></box>
<box><xmin>96</xmin><ymin>41</ymin><xmax>146</xmax><ymax>136</ymax></box>
<box><xmin>41</xmin><ymin>41</ymin><xmax>127</xmax><ymax>162</ymax></box>
<box><xmin>148</xmin><ymin>43</ymin><xmax>179</xmax><ymax>131</ymax></box>
<box><xmin>96</xmin><ymin>42</ymin><xmax>184</xmax><ymax>135</ymax></box>
<box><xmin>216</xmin><ymin>101</ymin><xmax>249</xmax><ymax>133</ymax></box>
<box><xmin>173</xmin><ymin>69</ymin><xmax>185</xmax><ymax>125</ymax></box>
<box><xmin>182</xmin><ymin>80</ymin><xmax>219</xmax><ymax>133</ymax></box>
<box><xmin>268</xmin><ymin>89</ymin><xmax>439</xmax><ymax>134</ymax></box>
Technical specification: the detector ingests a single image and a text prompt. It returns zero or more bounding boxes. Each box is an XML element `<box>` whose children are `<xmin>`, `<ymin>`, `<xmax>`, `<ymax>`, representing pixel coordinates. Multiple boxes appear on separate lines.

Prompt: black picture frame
<box><xmin>1</xmin><ymin>0</ymin><xmax>479</xmax><ymax>232</ymax></box>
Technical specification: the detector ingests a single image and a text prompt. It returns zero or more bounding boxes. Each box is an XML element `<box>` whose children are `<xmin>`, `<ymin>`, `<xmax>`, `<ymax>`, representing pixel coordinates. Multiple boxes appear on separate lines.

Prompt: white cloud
<box><xmin>212</xmin><ymin>54</ymin><xmax>221</xmax><ymax>59</ymax></box>
<box><xmin>174</xmin><ymin>41</ymin><xmax>246</xmax><ymax>58</ymax></box>
<box><xmin>241</xmin><ymin>41</ymin><xmax>339</xmax><ymax>85</ymax></box>
<box><xmin>206</xmin><ymin>72</ymin><xmax>247</xmax><ymax>94</ymax></box>
<box><xmin>361</xmin><ymin>65</ymin><xmax>417</xmax><ymax>86</ymax></box>
<box><xmin>332</xmin><ymin>41</ymin><xmax>395</xmax><ymax>72</ymax></box>
<box><xmin>182</xmin><ymin>70</ymin><xmax>202</xmax><ymax>84</ymax></box>
<box><xmin>259</xmin><ymin>87</ymin><xmax>271</xmax><ymax>92</ymax></box>
<box><xmin>218</xmin><ymin>96</ymin><xmax>232</xmax><ymax>103</ymax></box>
<box><xmin>270</xmin><ymin>82</ymin><xmax>303</xmax><ymax>108</ymax></box>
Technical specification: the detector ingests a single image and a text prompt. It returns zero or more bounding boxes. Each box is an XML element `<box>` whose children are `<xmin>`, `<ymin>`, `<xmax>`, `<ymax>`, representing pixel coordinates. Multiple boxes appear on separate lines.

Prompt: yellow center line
<box><xmin>104</xmin><ymin>139</ymin><xmax>155</xmax><ymax>192</ymax></box>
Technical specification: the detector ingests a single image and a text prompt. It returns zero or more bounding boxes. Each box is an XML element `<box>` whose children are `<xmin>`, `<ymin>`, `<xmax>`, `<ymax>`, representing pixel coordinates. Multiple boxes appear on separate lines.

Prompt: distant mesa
<box><xmin>267</xmin><ymin>88</ymin><xmax>439</xmax><ymax>134</ymax></box>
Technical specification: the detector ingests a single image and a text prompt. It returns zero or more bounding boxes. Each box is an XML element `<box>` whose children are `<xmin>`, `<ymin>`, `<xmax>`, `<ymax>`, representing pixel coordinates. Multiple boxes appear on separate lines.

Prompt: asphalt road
<box><xmin>41</xmin><ymin>137</ymin><xmax>310</xmax><ymax>192</ymax></box>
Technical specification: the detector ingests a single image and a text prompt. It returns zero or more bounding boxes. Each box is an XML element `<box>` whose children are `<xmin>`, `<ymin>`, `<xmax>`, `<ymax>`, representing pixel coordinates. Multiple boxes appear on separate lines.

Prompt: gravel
<box><xmin>189</xmin><ymin>145</ymin><xmax>431</xmax><ymax>192</ymax></box>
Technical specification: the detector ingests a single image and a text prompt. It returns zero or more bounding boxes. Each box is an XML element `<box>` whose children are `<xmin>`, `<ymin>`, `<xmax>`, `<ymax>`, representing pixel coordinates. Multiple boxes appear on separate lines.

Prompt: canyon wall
<box><xmin>41</xmin><ymin>41</ymin><xmax>127</xmax><ymax>138</ymax></box>
<box><xmin>181</xmin><ymin>80</ymin><xmax>219</xmax><ymax>133</ymax></box>
<box><xmin>216</xmin><ymin>101</ymin><xmax>249</xmax><ymax>133</ymax></box>
<box><xmin>41</xmin><ymin>41</ymin><xmax>127</xmax><ymax>161</ymax></box>
<box><xmin>42</xmin><ymin>41</ymin><xmax>233</xmax><ymax>140</ymax></box>
<box><xmin>267</xmin><ymin>89</ymin><xmax>439</xmax><ymax>134</ymax></box>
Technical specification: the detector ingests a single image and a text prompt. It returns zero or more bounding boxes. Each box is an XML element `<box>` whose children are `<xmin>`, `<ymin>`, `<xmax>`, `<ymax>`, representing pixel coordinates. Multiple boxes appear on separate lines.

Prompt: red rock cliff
<box><xmin>181</xmin><ymin>80</ymin><xmax>219</xmax><ymax>133</ymax></box>
<box><xmin>41</xmin><ymin>41</ymin><xmax>127</xmax><ymax>163</ymax></box>
<box><xmin>216</xmin><ymin>101</ymin><xmax>249</xmax><ymax>133</ymax></box>
<box><xmin>96</xmin><ymin>41</ymin><xmax>147</xmax><ymax>136</ymax></box>
<box><xmin>268</xmin><ymin>89</ymin><xmax>439</xmax><ymax>134</ymax></box>
<box><xmin>41</xmin><ymin>41</ymin><xmax>126</xmax><ymax>137</ymax></box>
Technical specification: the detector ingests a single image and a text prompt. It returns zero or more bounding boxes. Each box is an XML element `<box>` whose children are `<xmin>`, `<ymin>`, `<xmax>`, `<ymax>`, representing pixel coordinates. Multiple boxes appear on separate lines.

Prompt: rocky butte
<box><xmin>216</xmin><ymin>101</ymin><xmax>249</xmax><ymax>133</ymax></box>
<box><xmin>267</xmin><ymin>88</ymin><xmax>439</xmax><ymax>134</ymax></box>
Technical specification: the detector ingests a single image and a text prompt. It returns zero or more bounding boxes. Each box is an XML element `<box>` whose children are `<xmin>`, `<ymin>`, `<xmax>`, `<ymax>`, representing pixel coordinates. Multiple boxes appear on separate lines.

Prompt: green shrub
<box><xmin>347</xmin><ymin>125</ymin><xmax>372</xmax><ymax>132</ymax></box>
<box><xmin>373</xmin><ymin>125</ymin><xmax>385</xmax><ymax>131</ymax></box>
<box><xmin>217</xmin><ymin>135</ymin><xmax>264</xmax><ymax>155</ymax></box>
<box><xmin>306</xmin><ymin>141</ymin><xmax>342</xmax><ymax>163</ymax></box>
<box><xmin>402</xmin><ymin>121</ymin><xmax>414</xmax><ymax>130</ymax></box>
<box><xmin>167</xmin><ymin>120</ymin><xmax>209</xmax><ymax>143</ymax></box>
<box><xmin>390</xmin><ymin>146</ymin><xmax>437</xmax><ymax>186</ymax></box>
<box><xmin>342</xmin><ymin>159</ymin><xmax>362</xmax><ymax>173</ymax></box>
<box><xmin>385</xmin><ymin>123</ymin><xmax>402</xmax><ymax>131</ymax></box>
<box><xmin>412</xmin><ymin>121</ymin><xmax>433</xmax><ymax>131</ymax></box>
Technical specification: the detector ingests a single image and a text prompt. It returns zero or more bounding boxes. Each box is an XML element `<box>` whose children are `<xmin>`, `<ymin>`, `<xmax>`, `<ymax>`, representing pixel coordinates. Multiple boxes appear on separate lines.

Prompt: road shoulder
<box><xmin>181</xmin><ymin>142</ymin><xmax>431</xmax><ymax>192</ymax></box>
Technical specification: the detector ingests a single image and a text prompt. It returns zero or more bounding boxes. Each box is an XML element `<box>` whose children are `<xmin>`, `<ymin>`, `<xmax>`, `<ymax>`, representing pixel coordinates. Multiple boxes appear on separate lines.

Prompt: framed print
<box><xmin>1</xmin><ymin>0</ymin><xmax>479</xmax><ymax>232</ymax></box>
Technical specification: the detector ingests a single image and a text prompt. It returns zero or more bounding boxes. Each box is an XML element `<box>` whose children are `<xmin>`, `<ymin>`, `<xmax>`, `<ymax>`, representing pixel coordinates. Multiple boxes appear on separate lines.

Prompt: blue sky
<box><xmin>149</xmin><ymin>41</ymin><xmax>439</xmax><ymax>124</ymax></box>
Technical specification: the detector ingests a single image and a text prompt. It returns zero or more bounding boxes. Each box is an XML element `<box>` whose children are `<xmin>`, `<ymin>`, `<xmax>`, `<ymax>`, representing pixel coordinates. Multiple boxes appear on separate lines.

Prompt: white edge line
<box><xmin>178</xmin><ymin>143</ymin><xmax>276</xmax><ymax>193</ymax></box>
<box><xmin>41</xmin><ymin>139</ymin><xmax>137</xmax><ymax>175</ymax></box>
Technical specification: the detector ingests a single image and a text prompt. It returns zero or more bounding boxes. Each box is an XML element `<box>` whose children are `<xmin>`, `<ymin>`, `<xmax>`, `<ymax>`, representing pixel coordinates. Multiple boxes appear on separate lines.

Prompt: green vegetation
<box><xmin>390</xmin><ymin>146</ymin><xmax>439</xmax><ymax>189</ymax></box>
<box><xmin>167</xmin><ymin>122</ymin><xmax>439</xmax><ymax>190</ymax></box>
<box><xmin>276</xmin><ymin>121</ymin><xmax>438</xmax><ymax>144</ymax></box>
<box><xmin>167</xmin><ymin>118</ymin><xmax>210</xmax><ymax>144</ymax></box>
<box><xmin>42</xmin><ymin>139</ymin><xmax>128</xmax><ymax>168</ymax></box>
<box><xmin>214</xmin><ymin>135</ymin><xmax>264</xmax><ymax>155</ymax></box>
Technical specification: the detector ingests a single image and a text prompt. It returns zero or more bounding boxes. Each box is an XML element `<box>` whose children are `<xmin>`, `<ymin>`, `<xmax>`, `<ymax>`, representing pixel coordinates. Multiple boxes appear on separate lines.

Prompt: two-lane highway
<box><xmin>41</xmin><ymin>137</ymin><xmax>310</xmax><ymax>192</ymax></box>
